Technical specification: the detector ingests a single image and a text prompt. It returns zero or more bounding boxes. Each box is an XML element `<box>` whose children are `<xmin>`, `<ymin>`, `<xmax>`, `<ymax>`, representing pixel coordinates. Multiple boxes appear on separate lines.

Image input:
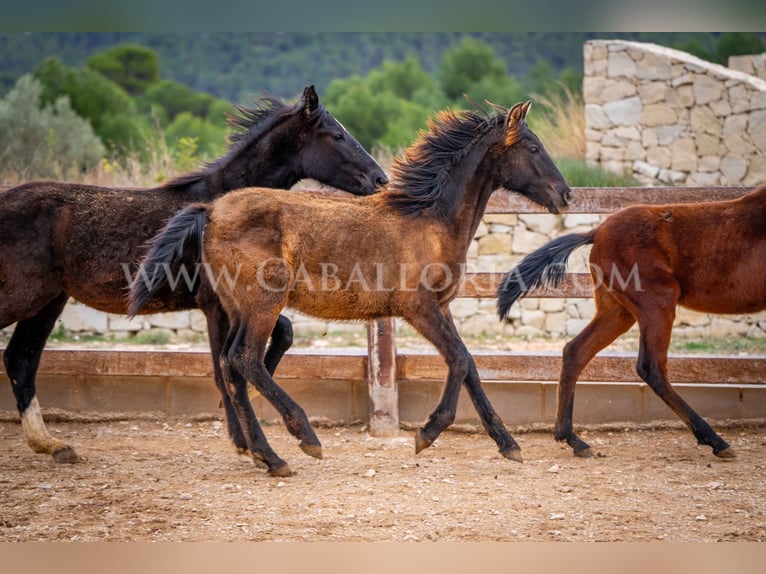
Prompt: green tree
<box><xmin>87</xmin><ymin>44</ymin><xmax>159</xmax><ymax>96</ymax></box>
<box><xmin>715</xmin><ymin>32</ymin><xmax>765</xmax><ymax>63</ymax></box>
<box><xmin>34</xmin><ymin>57</ymin><xmax>143</xmax><ymax>153</ymax></box>
<box><xmin>437</xmin><ymin>37</ymin><xmax>507</xmax><ymax>102</ymax></box>
<box><xmin>0</xmin><ymin>75</ymin><xmax>104</xmax><ymax>180</ymax></box>
<box><xmin>367</xmin><ymin>57</ymin><xmax>435</xmax><ymax>101</ymax></box>
<box><xmin>324</xmin><ymin>77</ymin><xmax>387</xmax><ymax>151</ymax></box>
<box><xmin>324</xmin><ymin>63</ymin><xmax>435</xmax><ymax>152</ymax></box>
<box><xmin>140</xmin><ymin>79</ymin><xmax>222</xmax><ymax>122</ymax></box>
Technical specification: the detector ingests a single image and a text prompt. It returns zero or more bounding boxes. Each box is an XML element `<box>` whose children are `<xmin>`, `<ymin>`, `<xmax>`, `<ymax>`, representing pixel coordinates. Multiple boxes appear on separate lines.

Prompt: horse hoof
<box><xmin>574</xmin><ymin>446</ymin><xmax>594</xmax><ymax>458</ymax></box>
<box><xmin>300</xmin><ymin>442</ymin><xmax>323</xmax><ymax>460</ymax></box>
<box><xmin>500</xmin><ymin>448</ymin><xmax>523</xmax><ymax>463</ymax></box>
<box><xmin>414</xmin><ymin>429</ymin><xmax>432</xmax><ymax>454</ymax></box>
<box><xmin>268</xmin><ymin>463</ymin><xmax>294</xmax><ymax>478</ymax></box>
<box><xmin>238</xmin><ymin>448</ymin><xmax>268</xmax><ymax>469</ymax></box>
<box><xmin>715</xmin><ymin>447</ymin><xmax>736</xmax><ymax>459</ymax></box>
<box><xmin>52</xmin><ymin>446</ymin><xmax>81</xmax><ymax>464</ymax></box>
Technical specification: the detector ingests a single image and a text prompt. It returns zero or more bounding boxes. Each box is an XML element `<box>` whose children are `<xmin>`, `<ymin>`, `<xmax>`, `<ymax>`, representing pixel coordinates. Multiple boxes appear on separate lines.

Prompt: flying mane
<box><xmin>383</xmin><ymin>107</ymin><xmax>507</xmax><ymax>219</ymax></box>
<box><xmin>160</xmin><ymin>94</ymin><xmax>316</xmax><ymax>191</ymax></box>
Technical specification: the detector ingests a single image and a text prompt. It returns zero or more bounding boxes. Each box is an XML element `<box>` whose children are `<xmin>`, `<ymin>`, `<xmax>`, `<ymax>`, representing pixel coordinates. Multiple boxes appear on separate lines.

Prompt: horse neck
<box><xmin>439</xmin><ymin>140</ymin><xmax>500</xmax><ymax>252</ymax></box>
<box><xmin>166</xmin><ymin>139</ymin><xmax>301</xmax><ymax>202</ymax></box>
<box><xmin>209</xmin><ymin>143</ymin><xmax>300</xmax><ymax>198</ymax></box>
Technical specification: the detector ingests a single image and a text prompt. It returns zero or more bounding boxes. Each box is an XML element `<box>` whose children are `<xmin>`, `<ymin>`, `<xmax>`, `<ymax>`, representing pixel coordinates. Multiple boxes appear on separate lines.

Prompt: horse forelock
<box><xmin>386</xmin><ymin>108</ymin><xmax>505</xmax><ymax>217</ymax></box>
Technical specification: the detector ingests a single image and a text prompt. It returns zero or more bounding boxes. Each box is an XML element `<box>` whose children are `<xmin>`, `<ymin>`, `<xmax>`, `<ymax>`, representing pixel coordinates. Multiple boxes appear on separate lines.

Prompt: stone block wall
<box><xmin>583</xmin><ymin>40</ymin><xmax>766</xmax><ymax>187</ymax></box>
<box><xmin>729</xmin><ymin>53</ymin><xmax>766</xmax><ymax>80</ymax></box>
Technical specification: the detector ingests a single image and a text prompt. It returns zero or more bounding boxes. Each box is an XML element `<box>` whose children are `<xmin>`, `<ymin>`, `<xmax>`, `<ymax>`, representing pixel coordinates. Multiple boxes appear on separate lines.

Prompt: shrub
<box><xmin>0</xmin><ymin>75</ymin><xmax>105</xmax><ymax>181</ymax></box>
<box><xmin>87</xmin><ymin>44</ymin><xmax>160</xmax><ymax>96</ymax></box>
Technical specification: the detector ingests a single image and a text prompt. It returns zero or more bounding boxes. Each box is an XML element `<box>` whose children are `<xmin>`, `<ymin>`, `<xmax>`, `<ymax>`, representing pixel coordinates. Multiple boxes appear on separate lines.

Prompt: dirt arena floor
<box><xmin>1</xmin><ymin>413</ymin><xmax>765</xmax><ymax>542</ymax></box>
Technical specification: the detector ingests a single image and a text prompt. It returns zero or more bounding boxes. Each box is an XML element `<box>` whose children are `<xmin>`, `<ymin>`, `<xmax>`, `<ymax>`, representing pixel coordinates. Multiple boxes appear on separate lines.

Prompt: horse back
<box><xmin>591</xmin><ymin>189</ymin><xmax>766</xmax><ymax>314</ymax></box>
<box><xmin>204</xmin><ymin>188</ymin><xmax>460</xmax><ymax>320</ymax></box>
<box><xmin>0</xmin><ymin>181</ymin><xmax>197</xmax><ymax>314</ymax></box>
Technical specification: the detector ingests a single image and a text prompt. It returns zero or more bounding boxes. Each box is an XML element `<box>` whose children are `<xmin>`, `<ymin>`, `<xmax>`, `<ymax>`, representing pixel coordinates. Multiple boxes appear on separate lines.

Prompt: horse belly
<box><xmin>680</xmin><ymin>268</ymin><xmax>766</xmax><ymax>315</ymax></box>
<box><xmin>287</xmin><ymin>280</ymin><xmax>396</xmax><ymax>321</ymax></box>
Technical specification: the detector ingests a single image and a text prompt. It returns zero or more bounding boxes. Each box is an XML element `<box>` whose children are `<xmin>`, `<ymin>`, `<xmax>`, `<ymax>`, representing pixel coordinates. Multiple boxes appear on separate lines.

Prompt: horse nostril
<box><xmin>375</xmin><ymin>173</ymin><xmax>389</xmax><ymax>187</ymax></box>
<box><xmin>563</xmin><ymin>188</ymin><xmax>573</xmax><ymax>203</ymax></box>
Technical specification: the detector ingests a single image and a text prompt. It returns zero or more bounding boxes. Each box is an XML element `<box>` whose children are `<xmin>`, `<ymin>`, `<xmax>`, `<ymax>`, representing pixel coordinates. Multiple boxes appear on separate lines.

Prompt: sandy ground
<box><xmin>1</xmin><ymin>415</ymin><xmax>765</xmax><ymax>542</ymax></box>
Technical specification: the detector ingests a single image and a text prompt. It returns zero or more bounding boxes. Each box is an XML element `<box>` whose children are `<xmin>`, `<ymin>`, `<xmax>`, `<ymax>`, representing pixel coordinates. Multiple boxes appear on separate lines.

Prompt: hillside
<box><xmin>0</xmin><ymin>32</ymin><xmax>727</xmax><ymax>101</ymax></box>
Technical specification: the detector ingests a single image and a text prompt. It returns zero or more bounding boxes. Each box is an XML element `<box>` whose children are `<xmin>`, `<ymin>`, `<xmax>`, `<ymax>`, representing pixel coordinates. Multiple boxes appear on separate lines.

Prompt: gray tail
<box><xmin>127</xmin><ymin>204</ymin><xmax>209</xmax><ymax>317</ymax></box>
<box><xmin>497</xmin><ymin>232</ymin><xmax>593</xmax><ymax>320</ymax></box>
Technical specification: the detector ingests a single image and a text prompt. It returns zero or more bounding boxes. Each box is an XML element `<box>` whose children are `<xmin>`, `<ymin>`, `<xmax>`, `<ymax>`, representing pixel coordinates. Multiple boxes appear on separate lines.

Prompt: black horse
<box><xmin>0</xmin><ymin>85</ymin><xmax>387</xmax><ymax>464</ymax></box>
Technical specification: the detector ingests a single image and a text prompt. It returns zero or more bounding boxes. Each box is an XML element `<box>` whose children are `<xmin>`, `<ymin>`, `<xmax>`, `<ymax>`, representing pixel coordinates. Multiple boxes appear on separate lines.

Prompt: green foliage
<box><xmin>97</xmin><ymin>113</ymin><xmax>152</xmax><ymax>157</ymax></box>
<box><xmin>553</xmin><ymin>157</ymin><xmax>640</xmax><ymax>188</ymax></box>
<box><xmin>86</xmin><ymin>44</ymin><xmax>159</xmax><ymax>95</ymax></box>
<box><xmin>140</xmin><ymin>79</ymin><xmax>223</xmax><ymax>122</ymax></box>
<box><xmin>34</xmin><ymin>57</ymin><xmax>142</xmax><ymax>153</ymax></box>
<box><xmin>676</xmin><ymin>32</ymin><xmax>765</xmax><ymax>65</ymax></box>
<box><xmin>164</xmin><ymin>112</ymin><xmax>227</xmax><ymax>160</ymax></box>
<box><xmin>324</xmin><ymin>59</ymin><xmax>439</xmax><ymax>152</ymax></box>
<box><xmin>0</xmin><ymin>75</ymin><xmax>105</xmax><ymax>180</ymax></box>
<box><xmin>715</xmin><ymin>32</ymin><xmax>766</xmax><ymax>63</ymax></box>
<box><xmin>0</xmin><ymin>33</ymin><xmax>760</xmax><ymax>104</ymax></box>
<box><xmin>367</xmin><ymin>57</ymin><xmax>434</xmax><ymax>101</ymax></box>
<box><xmin>438</xmin><ymin>37</ymin><xmax>508</xmax><ymax>102</ymax></box>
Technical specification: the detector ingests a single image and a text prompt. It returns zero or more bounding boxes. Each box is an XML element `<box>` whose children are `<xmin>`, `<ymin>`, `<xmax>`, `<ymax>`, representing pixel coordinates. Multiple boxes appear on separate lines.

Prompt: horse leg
<box><xmin>3</xmin><ymin>292</ymin><xmax>80</xmax><ymax>463</ymax></box>
<box><xmin>407</xmin><ymin>303</ymin><xmax>520</xmax><ymax>460</ymax></box>
<box><xmin>260</xmin><ymin>314</ymin><xmax>322</xmax><ymax>458</ymax></box>
<box><xmin>555</xmin><ymin>289</ymin><xmax>636</xmax><ymax>457</ymax></box>
<box><xmin>440</xmin><ymin>309</ymin><xmax>522</xmax><ymax>461</ymax></box>
<box><xmin>264</xmin><ymin>314</ymin><xmax>294</xmax><ymax>375</ymax></box>
<box><xmin>461</xmin><ymin>358</ymin><xmax>523</xmax><ymax>461</ymax></box>
<box><xmin>219</xmin><ymin>314</ymin><xmax>293</xmax><ymax>477</ymax></box>
<box><xmin>631</xmin><ymin>296</ymin><xmax>734</xmax><ymax>458</ymax></box>
<box><xmin>199</xmin><ymin>277</ymin><xmax>318</xmax><ymax>458</ymax></box>
<box><xmin>198</xmin><ymin>292</ymin><xmax>250</xmax><ymax>456</ymax></box>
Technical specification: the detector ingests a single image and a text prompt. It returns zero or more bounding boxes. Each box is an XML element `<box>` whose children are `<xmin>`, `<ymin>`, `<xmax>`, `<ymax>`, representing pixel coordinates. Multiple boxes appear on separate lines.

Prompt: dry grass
<box><xmin>528</xmin><ymin>85</ymin><xmax>585</xmax><ymax>160</ymax></box>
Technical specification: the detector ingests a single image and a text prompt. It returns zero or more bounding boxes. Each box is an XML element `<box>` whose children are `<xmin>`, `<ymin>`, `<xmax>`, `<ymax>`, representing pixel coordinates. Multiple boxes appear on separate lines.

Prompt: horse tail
<box><xmin>497</xmin><ymin>231</ymin><xmax>594</xmax><ymax>320</ymax></box>
<box><xmin>128</xmin><ymin>204</ymin><xmax>209</xmax><ymax>318</ymax></box>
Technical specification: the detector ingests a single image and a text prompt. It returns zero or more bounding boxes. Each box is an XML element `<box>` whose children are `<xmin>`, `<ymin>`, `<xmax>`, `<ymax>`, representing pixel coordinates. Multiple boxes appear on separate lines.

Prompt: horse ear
<box><xmin>506</xmin><ymin>100</ymin><xmax>532</xmax><ymax>128</ymax></box>
<box><xmin>303</xmin><ymin>85</ymin><xmax>319</xmax><ymax>117</ymax></box>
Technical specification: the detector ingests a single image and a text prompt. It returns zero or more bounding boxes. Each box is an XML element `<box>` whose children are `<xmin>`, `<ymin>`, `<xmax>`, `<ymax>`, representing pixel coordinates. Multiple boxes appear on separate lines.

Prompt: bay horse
<box><xmin>129</xmin><ymin>101</ymin><xmax>572</xmax><ymax>476</ymax></box>
<box><xmin>0</xmin><ymin>85</ymin><xmax>387</xmax><ymax>464</ymax></box>
<box><xmin>497</xmin><ymin>186</ymin><xmax>766</xmax><ymax>459</ymax></box>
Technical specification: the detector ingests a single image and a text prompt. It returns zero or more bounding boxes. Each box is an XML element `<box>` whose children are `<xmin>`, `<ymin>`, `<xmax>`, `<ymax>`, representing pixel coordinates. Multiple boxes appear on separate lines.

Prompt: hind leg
<box><xmin>219</xmin><ymin>313</ymin><xmax>293</xmax><ymax>477</ymax></box>
<box><xmin>3</xmin><ymin>292</ymin><xmax>79</xmax><ymax>463</ymax></box>
<box><xmin>264</xmin><ymin>315</ymin><xmax>294</xmax><ymax>375</ymax></box>
<box><xmin>258</xmin><ymin>313</ymin><xmax>321</xmax><ymax>457</ymax></box>
<box><xmin>198</xmin><ymin>285</ymin><xmax>249</xmax><ymax>454</ymax></box>
<box><xmin>629</xmin><ymin>295</ymin><xmax>734</xmax><ymax>458</ymax></box>
<box><xmin>199</xmin><ymin>280</ymin><xmax>318</xmax><ymax>458</ymax></box>
<box><xmin>555</xmin><ymin>288</ymin><xmax>636</xmax><ymax>457</ymax></box>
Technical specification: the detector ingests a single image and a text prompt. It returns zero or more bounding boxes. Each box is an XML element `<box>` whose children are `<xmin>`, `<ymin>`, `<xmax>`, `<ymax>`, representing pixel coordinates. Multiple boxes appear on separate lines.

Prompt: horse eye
<box><xmin>332</xmin><ymin>132</ymin><xmax>345</xmax><ymax>141</ymax></box>
<box><xmin>529</xmin><ymin>145</ymin><xmax>539</xmax><ymax>153</ymax></box>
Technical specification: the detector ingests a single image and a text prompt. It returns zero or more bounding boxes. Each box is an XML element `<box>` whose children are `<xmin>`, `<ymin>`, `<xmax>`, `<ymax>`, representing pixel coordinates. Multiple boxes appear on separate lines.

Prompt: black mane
<box><xmin>160</xmin><ymin>94</ymin><xmax>310</xmax><ymax>192</ymax></box>
<box><xmin>384</xmin><ymin>107</ymin><xmax>507</xmax><ymax>219</ymax></box>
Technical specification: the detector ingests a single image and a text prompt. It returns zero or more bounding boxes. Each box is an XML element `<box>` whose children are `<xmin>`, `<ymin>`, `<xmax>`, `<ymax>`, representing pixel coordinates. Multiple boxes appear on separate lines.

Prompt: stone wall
<box><xmin>583</xmin><ymin>40</ymin><xmax>766</xmax><ymax>187</ymax></box>
<box><xmin>729</xmin><ymin>53</ymin><xmax>766</xmax><ymax>80</ymax></box>
<box><xmin>6</xmin><ymin>40</ymin><xmax>765</xmax><ymax>346</ymax></box>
